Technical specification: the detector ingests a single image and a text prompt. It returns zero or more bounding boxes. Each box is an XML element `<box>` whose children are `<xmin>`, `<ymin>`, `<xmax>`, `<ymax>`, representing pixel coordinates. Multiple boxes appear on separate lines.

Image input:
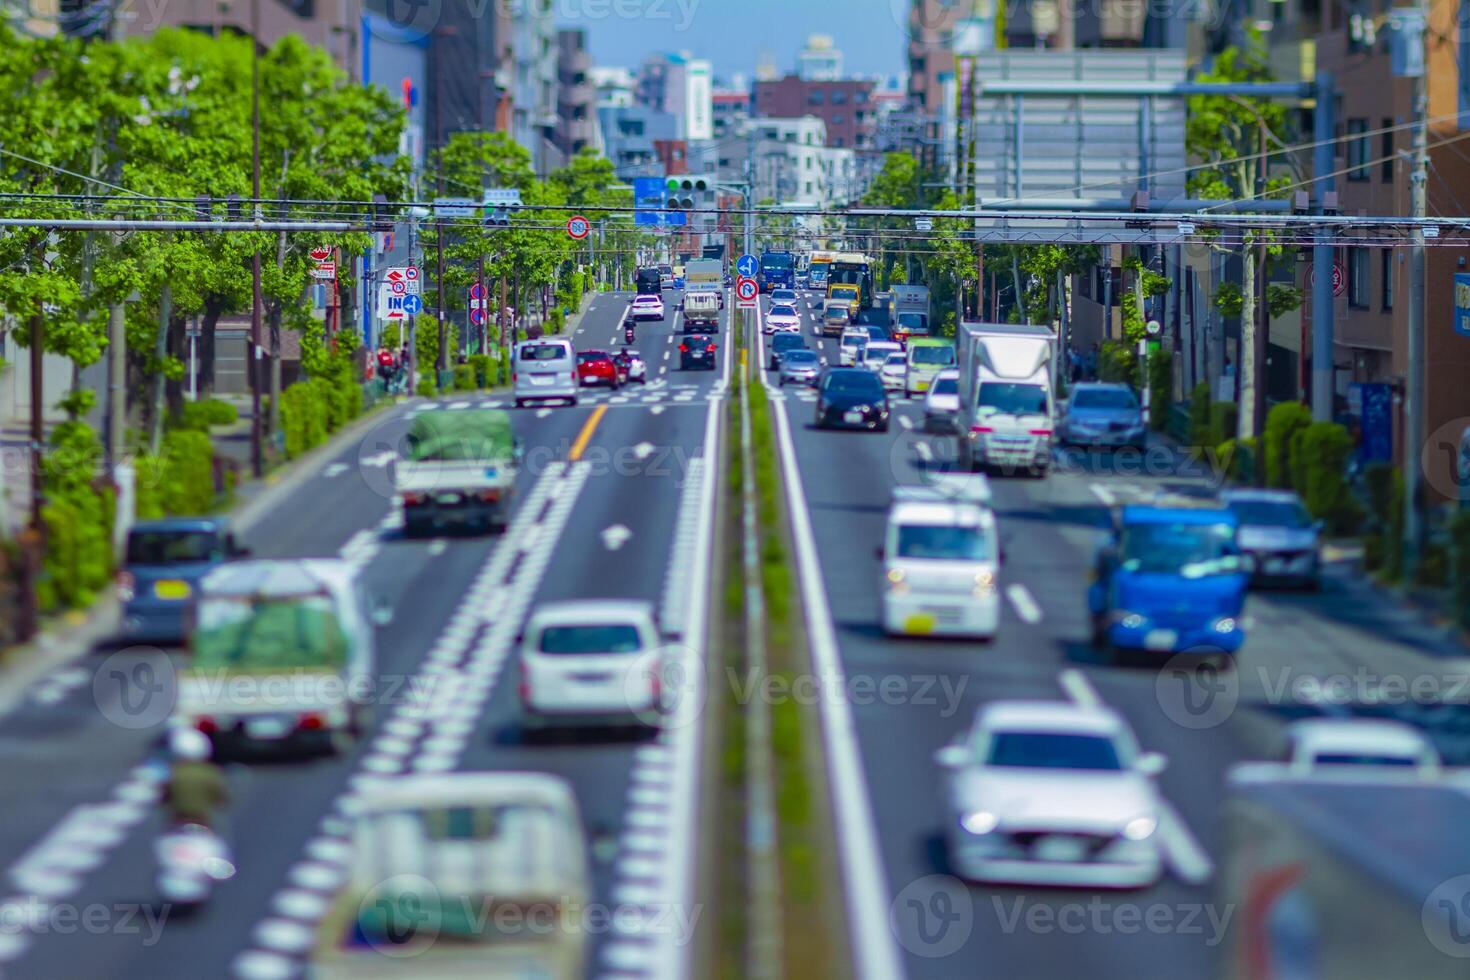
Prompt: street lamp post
<box><xmin>249</xmin><ymin>0</ymin><xmax>263</xmax><ymax>478</ymax></box>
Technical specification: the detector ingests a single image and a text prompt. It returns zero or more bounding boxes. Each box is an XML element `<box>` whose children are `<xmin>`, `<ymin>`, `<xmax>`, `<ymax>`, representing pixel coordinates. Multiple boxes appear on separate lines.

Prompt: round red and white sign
<box><xmin>309</xmin><ymin>245</ymin><xmax>331</xmax><ymax>262</ymax></box>
<box><xmin>567</xmin><ymin>215</ymin><xmax>590</xmax><ymax>240</ymax></box>
<box><xmin>736</xmin><ymin>277</ymin><xmax>758</xmax><ymax>301</ymax></box>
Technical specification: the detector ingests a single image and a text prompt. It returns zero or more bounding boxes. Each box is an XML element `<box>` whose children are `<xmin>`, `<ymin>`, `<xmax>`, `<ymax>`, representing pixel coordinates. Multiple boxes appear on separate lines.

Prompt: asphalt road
<box><xmin>0</xmin><ymin>287</ymin><xmax>728</xmax><ymax>980</ymax></box>
<box><xmin>754</xmin><ymin>292</ymin><xmax>1470</xmax><ymax>980</ymax></box>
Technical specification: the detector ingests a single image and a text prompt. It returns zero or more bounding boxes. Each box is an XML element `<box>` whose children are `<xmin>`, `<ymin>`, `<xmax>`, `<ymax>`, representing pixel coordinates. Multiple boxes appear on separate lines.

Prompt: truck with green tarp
<box><xmin>394</xmin><ymin>408</ymin><xmax>520</xmax><ymax>536</ymax></box>
<box><xmin>174</xmin><ymin>559</ymin><xmax>379</xmax><ymax>754</ymax></box>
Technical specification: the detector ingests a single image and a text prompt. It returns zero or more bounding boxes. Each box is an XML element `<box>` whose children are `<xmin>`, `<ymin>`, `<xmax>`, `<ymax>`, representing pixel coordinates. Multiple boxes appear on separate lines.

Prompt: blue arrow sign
<box><xmin>737</xmin><ymin>254</ymin><xmax>758</xmax><ymax>278</ymax></box>
<box><xmin>401</xmin><ymin>294</ymin><xmax>424</xmax><ymax>315</ymax></box>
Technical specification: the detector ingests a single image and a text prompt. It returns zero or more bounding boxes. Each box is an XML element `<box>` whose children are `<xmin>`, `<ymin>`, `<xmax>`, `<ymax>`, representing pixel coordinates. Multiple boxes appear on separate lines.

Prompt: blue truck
<box><xmin>1087</xmin><ymin>501</ymin><xmax>1249</xmax><ymax>662</ymax></box>
<box><xmin>758</xmin><ymin>251</ymin><xmax>795</xmax><ymax>292</ymax></box>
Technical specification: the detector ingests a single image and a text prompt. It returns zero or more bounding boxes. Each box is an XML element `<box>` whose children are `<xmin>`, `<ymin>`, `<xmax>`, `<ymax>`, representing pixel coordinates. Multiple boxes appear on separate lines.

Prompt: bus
<box><xmin>635</xmin><ymin>267</ymin><xmax>662</xmax><ymax>296</ymax></box>
<box><xmin>758</xmin><ymin>251</ymin><xmax>795</xmax><ymax>292</ymax></box>
<box><xmin>807</xmin><ymin>251</ymin><xmax>835</xmax><ymax>292</ymax></box>
<box><xmin>827</xmin><ymin>252</ymin><xmax>874</xmax><ymax>309</ymax></box>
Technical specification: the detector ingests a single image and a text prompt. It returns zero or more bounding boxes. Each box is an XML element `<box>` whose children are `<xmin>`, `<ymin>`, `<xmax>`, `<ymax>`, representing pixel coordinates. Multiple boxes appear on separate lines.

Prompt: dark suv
<box><xmin>767</xmin><ymin>332</ymin><xmax>809</xmax><ymax>369</ymax></box>
<box><xmin>680</xmin><ymin>334</ymin><xmax>718</xmax><ymax>370</ymax></box>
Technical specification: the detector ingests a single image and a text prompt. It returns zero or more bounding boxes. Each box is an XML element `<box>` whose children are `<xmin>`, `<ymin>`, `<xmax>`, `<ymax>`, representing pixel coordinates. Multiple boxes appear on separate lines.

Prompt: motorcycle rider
<box><xmin>164</xmin><ymin>728</ymin><xmax>229</xmax><ymax>829</ymax></box>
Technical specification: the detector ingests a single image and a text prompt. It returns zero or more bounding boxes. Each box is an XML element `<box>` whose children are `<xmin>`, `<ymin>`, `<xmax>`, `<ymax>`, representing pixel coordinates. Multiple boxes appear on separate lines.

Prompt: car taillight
<box><xmin>679</xmin><ymin>344</ymin><xmax>689</xmax><ymax>352</ymax></box>
<box><xmin>1029</xmin><ymin>428</ymin><xmax>1053</xmax><ymax>436</ymax></box>
<box><xmin>402</xmin><ymin>491</ymin><xmax>426</xmax><ymax>505</ymax></box>
<box><xmin>971</xmin><ymin>425</ymin><xmax>994</xmax><ymax>434</ymax></box>
<box><xmin>195</xmin><ymin>716</ymin><xmax>217</xmax><ymax>734</ymax></box>
<box><xmin>477</xmin><ymin>489</ymin><xmax>500</xmax><ymax>502</ymax></box>
<box><xmin>299</xmin><ymin>712</ymin><xmax>325</xmax><ymax>731</ymax></box>
<box><xmin>706</xmin><ymin>344</ymin><xmax>717</xmax><ymax>352</ymax></box>
<box><xmin>116</xmin><ymin>571</ymin><xmax>135</xmax><ymax>601</ymax></box>
<box><xmin>518</xmin><ymin>662</ymin><xmax>531</xmax><ymax>703</ymax></box>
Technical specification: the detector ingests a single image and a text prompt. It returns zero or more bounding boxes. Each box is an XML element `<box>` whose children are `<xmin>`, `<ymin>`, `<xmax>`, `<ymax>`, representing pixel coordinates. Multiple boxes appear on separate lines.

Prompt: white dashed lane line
<box><xmin>1004</xmin><ymin>583</ymin><xmax>1043</xmax><ymax>625</ymax></box>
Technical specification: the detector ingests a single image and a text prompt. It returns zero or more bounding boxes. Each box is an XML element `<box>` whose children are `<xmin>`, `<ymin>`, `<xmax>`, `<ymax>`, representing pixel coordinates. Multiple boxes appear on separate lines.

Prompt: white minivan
<box><xmin>513</xmin><ymin>338</ymin><xmax>578</xmax><ymax>408</ymax></box>
<box><xmin>518</xmin><ymin>600</ymin><xmax>666</xmax><ymax>733</ymax></box>
<box><xmin>839</xmin><ymin>327</ymin><xmax>870</xmax><ymax>367</ymax></box>
<box><xmin>881</xmin><ymin>476</ymin><xmax>1001</xmax><ymax>640</ymax></box>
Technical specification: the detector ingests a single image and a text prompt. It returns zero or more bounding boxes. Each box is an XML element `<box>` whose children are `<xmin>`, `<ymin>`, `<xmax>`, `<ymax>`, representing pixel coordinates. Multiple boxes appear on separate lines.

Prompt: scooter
<box><xmin>156</xmin><ymin>823</ymin><xmax>236</xmax><ymax>907</ymax></box>
<box><xmin>624</xmin><ymin>326</ymin><xmax>636</xmax><ymax>344</ymax></box>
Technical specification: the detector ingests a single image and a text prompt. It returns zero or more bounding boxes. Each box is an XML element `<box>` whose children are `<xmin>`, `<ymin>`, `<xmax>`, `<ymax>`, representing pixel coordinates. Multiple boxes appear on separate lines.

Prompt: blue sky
<box><xmin>562</xmin><ymin>0</ymin><xmax>907</xmax><ymax>80</ymax></box>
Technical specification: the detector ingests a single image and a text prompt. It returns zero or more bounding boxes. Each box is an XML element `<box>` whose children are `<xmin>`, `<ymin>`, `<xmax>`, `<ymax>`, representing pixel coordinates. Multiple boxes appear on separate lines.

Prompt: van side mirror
<box><xmin>1136</xmin><ymin>751</ymin><xmax>1168</xmax><ymax>776</ymax></box>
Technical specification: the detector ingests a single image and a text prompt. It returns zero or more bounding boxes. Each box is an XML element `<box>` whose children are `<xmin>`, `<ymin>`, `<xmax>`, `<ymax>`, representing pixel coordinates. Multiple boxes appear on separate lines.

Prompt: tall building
<box><xmin>556</xmin><ymin>29</ymin><xmax>599</xmax><ymax>158</ymax></box>
<box><xmin>753</xmin><ymin>75</ymin><xmax>878</xmax><ymax>151</ymax></box>
<box><xmin>597</xmin><ymin>105</ymin><xmax>680</xmax><ymax>179</ymax></box>
<box><xmin>798</xmin><ymin>34</ymin><xmax>844</xmax><ymax>80</ymax></box>
<box><xmin>666</xmin><ymin>56</ymin><xmax>714</xmax><ymax>141</ymax></box>
<box><xmin>750</xmin><ymin>117</ymin><xmax>864</xmax><ymax>206</ymax></box>
<box><xmin>513</xmin><ymin>9</ymin><xmax>560</xmax><ymax>175</ymax></box>
<box><xmin>712</xmin><ymin>89</ymin><xmax>753</xmax><ymax>141</ymax></box>
<box><xmin>591</xmin><ymin>66</ymin><xmax>637</xmax><ymax>108</ymax></box>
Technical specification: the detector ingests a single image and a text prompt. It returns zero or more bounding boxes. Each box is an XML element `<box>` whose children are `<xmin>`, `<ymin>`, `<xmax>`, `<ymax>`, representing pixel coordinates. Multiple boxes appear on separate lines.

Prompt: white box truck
<box><xmin>956</xmin><ymin>322</ymin><xmax>1056</xmax><ymax>477</ymax></box>
<box><xmin>888</xmin><ymin>284</ymin><xmax>931</xmax><ymax>343</ymax></box>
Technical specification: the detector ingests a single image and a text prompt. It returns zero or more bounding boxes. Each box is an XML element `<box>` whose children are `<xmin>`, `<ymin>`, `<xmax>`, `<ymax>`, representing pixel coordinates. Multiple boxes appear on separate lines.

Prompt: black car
<box><xmin>815</xmin><ymin>368</ymin><xmax>889</xmax><ymax>431</ymax></box>
<box><xmin>768</xmin><ymin>332</ymin><xmax>809</xmax><ymax>369</ymax></box>
<box><xmin>680</xmin><ymin>334</ymin><xmax>718</xmax><ymax>370</ymax></box>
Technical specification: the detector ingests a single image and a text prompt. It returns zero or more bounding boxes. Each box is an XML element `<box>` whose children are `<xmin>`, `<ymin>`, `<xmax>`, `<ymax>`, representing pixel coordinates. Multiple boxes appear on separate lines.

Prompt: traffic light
<box><xmin>372</xmin><ymin>193</ymin><xmax>392</xmax><ymax>232</ymax></box>
<box><xmin>664</xmin><ymin>176</ymin><xmax>709</xmax><ymax>211</ymax></box>
<box><xmin>483</xmin><ymin>188</ymin><xmax>523</xmax><ymax>227</ymax></box>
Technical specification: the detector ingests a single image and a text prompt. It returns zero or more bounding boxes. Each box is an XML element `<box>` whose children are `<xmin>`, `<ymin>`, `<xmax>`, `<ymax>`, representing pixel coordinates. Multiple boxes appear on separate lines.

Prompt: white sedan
<box><xmin>631</xmin><ymin>294</ymin><xmax>665</xmax><ymax>321</ymax></box>
<box><xmin>765</xmin><ymin>303</ymin><xmax>802</xmax><ymax>334</ymax></box>
<box><xmin>878</xmin><ymin>352</ymin><xmax>908</xmax><ymax>391</ymax></box>
<box><xmin>935</xmin><ymin>700</ymin><xmax>1167</xmax><ymax>888</ymax></box>
<box><xmin>1284</xmin><ymin>717</ymin><xmax>1441</xmax><ymax>775</ymax></box>
<box><xmin>519</xmin><ymin>600</ymin><xmax>666</xmax><ymax>733</ymax></box>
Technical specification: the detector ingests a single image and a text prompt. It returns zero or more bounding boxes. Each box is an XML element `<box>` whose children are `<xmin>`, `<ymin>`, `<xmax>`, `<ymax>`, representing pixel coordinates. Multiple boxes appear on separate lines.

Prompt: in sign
<box><xmin>567</xmin><ymin>215</ymin><xmax>590</xmax><ymax>240</ymax></box>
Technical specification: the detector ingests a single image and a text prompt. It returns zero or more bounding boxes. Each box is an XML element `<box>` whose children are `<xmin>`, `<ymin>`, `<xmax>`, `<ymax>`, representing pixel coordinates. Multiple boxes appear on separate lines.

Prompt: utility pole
<box><xmin>28</xmin><ymin>296</ymin><xmax>42</xmax><ymax>531</ymax></box>
<box><xmin>437</xmin><ymin>221</ymin><xmax>447</xmax><ymax>371</ymax></box>
<box><xmin>1310</xmin><ymin>70</ymin><xmax>1337</xmax><ymax>421</ymax></box>
<box><xmin>249</xmin><ymin>0</ymin><xmax>263</xmax><ymax>478</ymax></box>
<box><xmin>1404</xmin><ymin>0</ymin><xmax>1430</xmax><ymax>577</ymax></box>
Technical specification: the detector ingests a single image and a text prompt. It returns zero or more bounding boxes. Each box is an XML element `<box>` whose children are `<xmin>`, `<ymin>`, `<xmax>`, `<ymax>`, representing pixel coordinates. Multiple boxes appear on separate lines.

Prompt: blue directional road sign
<box><xmin>736</xmin><ymin>254</ymin><xmax>758</xmax><ymax>278</ymax></box>
<box><xmin>401</xmin><ymin>294</ymin><xmax>424</xmax><ymax>315</ymax></box>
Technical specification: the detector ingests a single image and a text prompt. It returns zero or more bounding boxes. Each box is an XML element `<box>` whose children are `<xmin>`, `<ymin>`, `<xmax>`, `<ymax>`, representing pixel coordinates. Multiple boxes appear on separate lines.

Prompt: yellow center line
<box><xmin>568</xmin><ymin>404</ymin><xmax>608</xmax><ymax>462</ymax></box>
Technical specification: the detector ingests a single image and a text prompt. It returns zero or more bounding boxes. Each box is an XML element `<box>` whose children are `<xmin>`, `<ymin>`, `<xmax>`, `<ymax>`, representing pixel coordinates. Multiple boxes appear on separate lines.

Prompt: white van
<box><xmin>512</xmin><ymin>338</ymin><xmax>577</xmax><ymax>409</ymax></box>
<box><xmin>881</xmin><ymin>476</ymin><xmax>1001</xmax><ymax>640</ymax></box>
<box><xmin>839</xmin><ymin>327</ymin><xmax>870</xmax><ymax>367</ymax></box>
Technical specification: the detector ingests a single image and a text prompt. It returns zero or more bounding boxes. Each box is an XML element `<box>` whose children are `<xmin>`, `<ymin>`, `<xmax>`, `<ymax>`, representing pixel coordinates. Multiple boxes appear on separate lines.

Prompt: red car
<box><xmin>576</xmin><ymin>350</ymin><xmax>622</xmax><ymax>388</ymax></box>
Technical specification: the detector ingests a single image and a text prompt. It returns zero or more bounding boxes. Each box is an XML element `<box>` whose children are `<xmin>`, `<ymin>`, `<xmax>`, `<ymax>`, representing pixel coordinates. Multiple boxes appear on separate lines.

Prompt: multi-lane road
<box><xmin>0</xmin><ymin>290</ymin><xmax>729</xmax><ymax>980</ymax></box>
<box><xmin>1</xmin><ymin>283</ymin><xmax>1465</xmax><ymax>980</ymax></box>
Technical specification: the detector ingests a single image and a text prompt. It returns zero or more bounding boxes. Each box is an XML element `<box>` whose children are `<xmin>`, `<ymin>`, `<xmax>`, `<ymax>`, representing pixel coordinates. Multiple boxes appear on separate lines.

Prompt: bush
<box><xmin>548</xmin><ymin>308</ymin><xmax>565</xmax><ymax>334</ymax></box>
<box><xmin>169</xmin><ymin>398</ymin><xmax>239</xmax><ymax>432</ymax></box>
<box><xmin>159</xmin><ymin>430</ymin><xmax>215</xmax><ymax>516</ymax></box>
<box><xmin>1147</xmin><ymin>346</ymin><xmax>1172</xmax><ymax>431</ymax></box>
<box><xmin>281</xmin><ymin>381</ymin><xmax>328</xmax><ymax>459</ymax></box>
<box><xmin>1187</xmin><ymin>382</ymin><xmax>1212</xmax><ymax>447</ymax></box>
<box><xmin>1417</xmin><ymin>541</ymin><xmax>1449</xmax><ymax>588</ymax></box>
<box><xmin>1263</xmin><ymin>402</ymin><xmax>1313</xmax><ymax>489</ymax></box>
<box><xmin>453</xmin><ymin>364</ymin><xmax>476</xmax><ymax>391</ymax></box>
<box><xmin>1364</xmin><ymin>462</ymin><xmax>1397</xmax><ymax>531</ymax></box>
<box><xmin>1216</xmin><ymin>437</ymin><xmax>1257</xmax><ymax>483</ymax></box>
<box><xmin>38</xmin><ymin>422</ymin><xmax>115</xmax><ymax>611</ymax></box>
<box><xmin>1294</xmin><ymin>422</ymin><xmax>1362</xmax><ymax>535</ymax></box>
<box><xmin>1097</xmin><ymin>340</ymin><xmax>1135</xmax><ymax>384</ymax></box>
<box><xmin>417</xmin><ymin>377</ymin><xmax>437</xmax><ymax>397</ymax></box>
<box><xmin>1209</xmin><ymin>401</ymin><xmax>1239</xmax><ymax>451</ymax></box>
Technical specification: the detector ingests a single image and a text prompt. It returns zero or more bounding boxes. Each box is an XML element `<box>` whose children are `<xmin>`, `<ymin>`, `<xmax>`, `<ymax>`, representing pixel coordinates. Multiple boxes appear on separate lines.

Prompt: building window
<box><xmin>831</xmin><ymin>90</ymin><xmax>847</xmax><ymax>104</ymax></box>
<box><xmin>834</xmin><ymin>137</ymin><xmax>845</xmax><ymax>147</ymax></box>
<box><xmin>832</xmin><ymin>114</ymin><xmax>844</xmax><ymax>125</ymax></box>
<box><xmin>1346</xmin><ymin>119</ymin><xmax>1370</xmax><ymax>180</ymax></box>
<box><xmin>855</xmin><ymin>90</ymin><xmax>869</xmax><ymax>103</ymax></box>
<box><xmin>1381</xmin><ymin>249</ymin><xmax>1394</xmax><ymax>310</ymax></box>
<box><xmin>1381</xmin><ymin>118</ymin><xmax>1394</xmax><ymax>181</ymax></box>
<box><xmin>1348</xmin><ymin>247</ymin><xmax>1370</xmax><ymax>308</ymax></box>
<box><xmin>808</xmin><ymin>90</ymin><xmax>824</xmax><ymax>105</ymax></box>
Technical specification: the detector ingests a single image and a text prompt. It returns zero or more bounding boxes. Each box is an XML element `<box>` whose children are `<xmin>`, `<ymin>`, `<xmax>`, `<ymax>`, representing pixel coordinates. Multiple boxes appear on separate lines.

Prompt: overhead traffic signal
<box><xmin>482</xmin><ymin>188</ymin><xmax>523</xmax><ymax>227</ymax></box>
<box><xmin>664</xmin><ymin>176</ymin><xmax>709</xmax><ymax>211</ymax></box>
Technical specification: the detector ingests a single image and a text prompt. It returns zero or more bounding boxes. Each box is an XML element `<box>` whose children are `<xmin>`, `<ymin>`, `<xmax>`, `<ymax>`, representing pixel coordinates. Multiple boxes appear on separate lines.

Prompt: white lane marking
<box><xmin>767</xmin><ymin>394</ymin><xmax>906</xmax><ymax>980</ymax></box>
<box><xmin>360</xmin><ymin>449</ymin><xmax>395</xmax><ymax>468</ymax></box>
<box><xmin>1090</xmin><ymin>482</ymin><xmax>1118</xmax><ymax>506</ymax></box>
<box><xmin>897</xmin><ymin>415</ymin><xmax>913</xmax><ymax>430</ymax></box>
<box><xmin>601</xmin><ymin>524</ymin><xmax>633</xmax><ymax>551</ymax></box>
<box><xmin>536</xmin><ymin>408</ymin><xmax>552</xmax><ymax>419</ymax></box>
<box><xmin>663</xmin><ymin>350</ymin><xmax>671</xmax><ymax>361</ymax></box>
<box><xmin>322</xmin><ymin>462</ymin><xmax>348</xmax><ymax>478</ymax></box>
<box><xmin>1157</xmin><ymin>800</ymin><xmax>1216</xmax><ymax>884</ymax></box>
<box><xmin>651</xmin><ymin>405</ymin><xmax>666</xmax><ymax>415</ymax></box>
<box><xmin>1005</xmin><ymin>584</ymin><xmax>1043</xmax><ymax>625</ymax></box>
<box><xmin>427</xmin><ymin>539</ymin><xmax>448</xmax><ymax>556</ymax></box>
<box><xmin>914</xmin><ymin>442</ymin><xmax>933</xmax><ymax>462</ymax></box>
<box><xmin>1058</xmin><ymin>668</ymin><xmax>1102</xmax><ymax>708</ymax></box>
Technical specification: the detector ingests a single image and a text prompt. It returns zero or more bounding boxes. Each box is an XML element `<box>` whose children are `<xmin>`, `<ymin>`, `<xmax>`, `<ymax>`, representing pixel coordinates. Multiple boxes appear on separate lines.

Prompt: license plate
<box><xmin>843</xmin><ymin>411</ymin><xmax>864</xmax><ymax>424</ymax></box>
<box><xmin>1034</xmin><ymin>836</ymin><xmax>1089</xmax><ymax>863</ymax></box>
<box><xmin>154</xmin><ymin>579</ymin><xmax>191</xmax><ymax>600</ymax></box>
<box><xmin>245</xmin><ymin>716</ymin><xmax>292</xmax><ymax>739</ymax></box>
<box><xmin>570</xmin><ymin>672</ymin><xmax>613</xmax><ymax>683</ymax></box>
<box><xmin>903</xmin><ymin>613</ymin><xmax>936</xmax><ymax>635</ymax></box>
<box><xmin>435</xmin><ymin>492</ymin><xmax>462</xmax><ymax>505</ymax></box>
<box><xmin>531</xmin><ymin>375</ymin><xmax>554</xmax><ymax>385</ymax></box>
<box><xmin>1144</xmin><ymin>629</ymin><xmax>1178</xmax><ymax>651</ymax></box>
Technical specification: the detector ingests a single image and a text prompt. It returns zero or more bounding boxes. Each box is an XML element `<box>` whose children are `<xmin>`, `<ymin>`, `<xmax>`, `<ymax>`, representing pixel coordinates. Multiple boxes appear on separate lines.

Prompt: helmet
<box><xmin>170</xmin><ymin>727</ymin><xmax>212</xmax><ymax>761</ymax></box>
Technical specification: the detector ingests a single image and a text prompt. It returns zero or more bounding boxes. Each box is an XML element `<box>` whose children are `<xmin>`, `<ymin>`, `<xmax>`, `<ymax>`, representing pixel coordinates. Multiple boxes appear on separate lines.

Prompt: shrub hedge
<box><xmin>1263</xmin><ymin>402</ymin><xmax>1313</xmax><ymax>489</ymax></box>
<box><xmin>1290</xmin><ymin>422</ymin><xmax>1362</xmax><ymax>534</ymax></box>
<box><xmin>38</xmin><ymin>421</ymin><xmax>115</xmax><ymax>611</ymax></box>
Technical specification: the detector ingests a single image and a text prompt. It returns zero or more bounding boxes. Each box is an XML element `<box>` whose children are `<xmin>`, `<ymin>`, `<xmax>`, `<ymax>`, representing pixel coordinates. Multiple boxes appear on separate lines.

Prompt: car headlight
<box><xmin>961</xmin><ymin>810</ymin><xmax>999</xmax><ymax>835</ymax></box>
<box><xmin>1110</xmin><ymin>610</ymin><xmax>1146</xmax><ymax>630</ymax></box>
<box><xmin>853</xmin><ymin>404</ymin><xmax>870</xmax><ymax>413</ymax></box>
<box><xmin>1211</xmin><ymin>616</ymin><xmax>1238</xmax><ymax>634</ymax></box>
<box><xmin>973</xmin><ymin>570</ymin><xmax>995</xmax><ymax>597</ymax></box>
<box><xmin>1123</xmin><ymin>815</ymin><xmax>1157</xmax><ymax>841</ymax></box>
<box><xmin>886</xmin><ymin>568</ymin><xmax>908</xmax><ymax>595</ymax></box>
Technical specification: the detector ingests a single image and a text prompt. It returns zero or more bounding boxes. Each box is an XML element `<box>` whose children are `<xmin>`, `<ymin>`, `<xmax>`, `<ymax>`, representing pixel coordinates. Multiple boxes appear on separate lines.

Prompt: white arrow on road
<box><xmin>323</xmin><ymin>463</ymin><xmax>349</xmax><ymax>478</ymax></box>
<box><xmin>360</xmin><ymin>450</ymin><xmax>396</xmax><ymax>468</ymax></box>
<box><xmin>601</xmin><ymin>524</ymin><xmax>633</xmax><ymax>551</ymax></box>
<box><xmin>633</xmin><ymin>442</ymin><xmax>655</xmax><ymax>460</ymax></box>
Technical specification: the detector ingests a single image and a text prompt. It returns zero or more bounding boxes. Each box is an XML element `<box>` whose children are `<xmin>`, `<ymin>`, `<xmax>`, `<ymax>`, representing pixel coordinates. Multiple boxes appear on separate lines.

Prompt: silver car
<box><xmin>1223</xmin><ymin>488</ymin><xmax>1322</xmax><ymax>588</ymax></box>
<box><xmin>935</xmin><ymin>700</ymin><xmax>1167</xmax><ymax>888</ymax></box>
<box><xmin>777</xmin><ymin>349</ymin><xmax>821</xmax><ymax>387</ymax></box>
<box><xmin>1059</xmin><ymin>382</ymin><xmax>1145</xmax><ymax>448</ymax></box>
<box><xmin>512</xmin><ymin>338</ymin><xmax>578</xmax><ymax>408</ymax></box>
<box><xmin>922</xmin><ymin>369</ymin><xmax>960</xmax><ymax>432</ymax></box>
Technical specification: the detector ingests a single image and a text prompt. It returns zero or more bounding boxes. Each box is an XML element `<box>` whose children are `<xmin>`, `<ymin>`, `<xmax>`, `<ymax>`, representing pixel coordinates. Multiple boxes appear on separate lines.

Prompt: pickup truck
<box><xmin>683</xmin><ymin>289</ymin><xmax>720</xmax><ymax>330</ymax></box>
<box><xmin>1087</xmin><ymin>501</ymin><xmax>1249</xmax><ymax>663</ymax></box>
<box><xmin>175</xmin><ymin>558</ymin><xmax>382</xmax><ymax>754</ymax></box>
<box><xmin>396</xmin><ymin>409</ymin><xmax>520</xmax><ymax>536</ymax></box>
<box><xmin>312</xmin><ymin>772</ymin><xmax>590</xmax><ymax>979</ymax></box>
